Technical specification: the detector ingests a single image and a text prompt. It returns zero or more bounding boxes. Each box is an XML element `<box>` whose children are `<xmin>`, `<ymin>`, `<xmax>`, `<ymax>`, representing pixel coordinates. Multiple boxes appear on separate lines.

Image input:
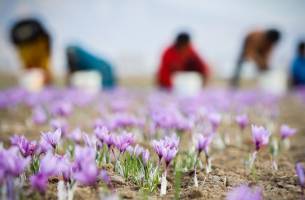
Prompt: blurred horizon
<box><xmin>0</xmin><ymin>0</ymin><xmax>305</xmax><ymax>79</ymax></box>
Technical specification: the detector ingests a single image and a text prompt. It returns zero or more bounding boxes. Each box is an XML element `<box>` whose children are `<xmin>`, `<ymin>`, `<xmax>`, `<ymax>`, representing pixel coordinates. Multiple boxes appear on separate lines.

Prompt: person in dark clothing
<box><xmin>66</xmin><ymin>45</ymin><xmax>116</xmax><ymax>88</ymax></box>
<box><xmin>231</xmin><ymin>29</ymin><xmax>281</xmax><ymax>86</ymax></box>
<box><xmin>10</xmin><ymin>18</ymin><xmax>52</xmax><ymax>84</ymax></box>
<box><xmin>291</xmin><ymin>41</ymin><xmax>305</xmax><ymax>86</ymax></box>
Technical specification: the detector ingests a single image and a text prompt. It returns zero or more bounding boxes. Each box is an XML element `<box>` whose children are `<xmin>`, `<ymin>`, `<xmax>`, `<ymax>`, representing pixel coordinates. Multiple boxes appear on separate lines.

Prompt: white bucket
<box><xmin>19</xmin><ymin>68</ymin><xmax>44</xmax><ymax>92</ymax></box>
<box><xmin>173</xmin><ymin>72</ymin><xmax>203</xmax><ymax>96</ymax></box>
<box><xmin>70</xmin><ymin>70</ymin><xmax>102</xmax><ymax>93</ymax></box>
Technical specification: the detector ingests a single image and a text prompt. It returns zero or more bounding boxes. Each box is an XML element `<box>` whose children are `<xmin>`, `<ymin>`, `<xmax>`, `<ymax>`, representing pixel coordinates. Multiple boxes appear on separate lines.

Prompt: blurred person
<box><xmin>66</xmin><ymin>45</ymin><xmax>116</xmax><ymax>89</ymax></box>
<box><xmin>157</xmin><ymin>32</ymin><xmax>210</xmax><ymax>88</ymax></box>
<box><xmin>290</xmin><ymin>41</ymin><xmax>305</xmax><ymax>86</ymax></box>
<box><xmin>231</xmin><ymin>29</ymin><xmax>281</xmax><ymax>86</ymax></box>
<box><xmin>10</xmin><ymin>18</ymin><xmax>52</xmax><ymax>84</ymax></box>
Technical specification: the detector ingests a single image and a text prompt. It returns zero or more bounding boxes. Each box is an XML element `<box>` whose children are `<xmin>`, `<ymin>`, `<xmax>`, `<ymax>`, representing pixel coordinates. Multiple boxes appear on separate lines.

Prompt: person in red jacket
<box><xmin>157</xmin><ymin>32</ymin><xmax>210</xmax><ymax>88</ymax></box>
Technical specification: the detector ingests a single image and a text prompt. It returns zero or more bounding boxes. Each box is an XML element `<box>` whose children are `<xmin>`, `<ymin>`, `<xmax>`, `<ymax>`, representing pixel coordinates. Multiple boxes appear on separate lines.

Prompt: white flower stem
<box><xmin>160</xmin><ymin>170</ymin><xmax>167</xmax><ymax>196</ymax></box>
<box><xmin>68</xmin><ymin>182</ymin><xmax>77</xmax><ymax>200</ymax></box>
<box><xmin>57</xmin><ymin>180</ymin><xmax>66</xmax><ymax>200</ymax></box>
<box><xmin>249</xmin><ymin>151</ymin><xmax>257</xmax><ymax>170</ymax></box>
<box><xmin>272</xmin><ymin>157</ymin><xmax>278</xmax><ymax>171</ymax></box>
<box><xmin>205</xmin><ymin>152</ymin><xmax>212</xmax><ymax>174</ymax></box>
<box><xmin>283</xmin><ymin>138</ymin><xmax>290</xmax><ymax>150</ymax></box>
<box><xmin>194</xmin><ymin>167</ymin><xmax>198</xmax><ymax>187</ymax></box>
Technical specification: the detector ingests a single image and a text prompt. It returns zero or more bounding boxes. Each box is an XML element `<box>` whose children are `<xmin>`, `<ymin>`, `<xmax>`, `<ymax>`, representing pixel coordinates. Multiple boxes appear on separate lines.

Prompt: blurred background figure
<box><xmin>66</xmin><ymin>45</ymin><xmax>116</xmax><ymax>89</ymax></box>
<box><xmin>10</xmin><ymin>18</ymin><xmax>52</xmax><ymax>84</ymax></box>
<box><xmin>290</xmin><ymin>41</ymin><xmax>305</xmax><ymax>87</ymax></box>
<box><xmin>157</xmin><ymin>32</ymin><xmax>210</xmax><ymax>89</ymax></box>
<box><xmin>231</xmin><ymin>29</ymin><xmax>281</xmax><ymax>87</ymax></box>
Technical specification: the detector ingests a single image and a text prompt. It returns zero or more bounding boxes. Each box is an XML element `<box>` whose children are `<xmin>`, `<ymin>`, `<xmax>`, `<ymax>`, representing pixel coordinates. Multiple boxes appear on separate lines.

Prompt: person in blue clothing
<box><xmin>66</xmin><ymin>45</ymin><xmax>116</xmax><ymax>88</ymax></box>
<box><xmin>291</xmin><ymin>41</ymin><xmax>305</xmax><ymax>87</ymax></box>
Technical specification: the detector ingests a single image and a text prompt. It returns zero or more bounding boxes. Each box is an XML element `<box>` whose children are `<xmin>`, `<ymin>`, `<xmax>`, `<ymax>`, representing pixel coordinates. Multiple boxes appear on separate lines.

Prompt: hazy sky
<box><xmin>0</xmin><ymin>0</ymin><xmax>304</xmax><ymax>78</ymax></box>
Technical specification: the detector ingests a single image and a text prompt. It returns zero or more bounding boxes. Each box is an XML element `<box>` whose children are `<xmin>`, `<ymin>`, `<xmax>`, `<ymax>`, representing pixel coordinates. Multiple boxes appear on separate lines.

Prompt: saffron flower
<box><xmin>280</xmin><ymin>124</ymin><xmax>296</xmax><ymax>139</ymax></box>
<box><xmin>50</xmin><ymin>118</ymin><xmax>68</xmax><ymax>135</ymax></box>
<box><xmin>152</xmin><ymin>135</ymin><xmax>179</xmax><ymax>196</ymax></box>
<box><xmin>94</xmin><ymin>126</ymin><xmax>115</xmax><ymax>148</ymax></box>
<box><xmin>68</xmin><ymin>128</ymin><xmax>83</xmax><ymax>144</ymax></box>
<box><xmin>226</xmin><ymin>184</ymin><xmax>263</xmax><ymax>200</ymax></box>
<box><xmin>249</xmin><ymin>125</ymin><xmax>271</xmax><ymax>170</ymax></box>
<box><xmin>41</xmin><ymin>129</ymin><xmax>62</xmax><ymax>150</ymax></box>
<box><xmin>32</xmin><ymin>106</ymin><xmax>47</xmax><ymax>125</ymax></box>
<box><xmin>251</xmin><ymin>125</ymin><xmax>270</xmax><ymax>151</ymax></box>
<box><xmin>73</xmin><ymin>146</ymin><xmax>99</xmax><ymax>186</ymax></box>
<box><xmin>114</xmin><ymin>132</ymin><xmax>134</xmax><ymax>153</ymax></box>
<box><xmin>73</xmin><ymin>162</ymin><xmax>99</xmax><ymax>186</ymax></box>
<box><xmin>235</xmin><ymin>114</ymin><xmax>249</xmax><ymax>130</ymax></box>
<box><xmin>195</xmin><ymin>133</ymin><xmax>214</xmax><ymax>177</ymax></box>
<box><xmin>296</xmin><ymin>162</ymin><xmax>305</xmax><ymax>197</ymax></box>
<box><xmin>208</xmin><ymin>112</ymin><xmax>222</xmax><ymax>132</ymax></box>
<box><xmin>141</xmin><ymin>149</ymin><xmax>150</xmax><ymax>165</ymax></box>
<box><xmin>196</xmin><ymin>134</ymin><xmax>213</xmax><ymax>154</ymax></box>
<box><xmin>50</xmin><ymin>100</ymin><xmax>73</xmax><ymax>117</ymax></box>
<box><xmin>30</xmin><ymin>173</ymin><xmax>49</xmax><ymax>194</ymax></box>
<box><xmin>0</xmin><ymin>147</ymin><xmax>30</xmax><ymax>177</ymax></box>
<box><xmin>10</xmin><ymin>135</ymin><xmax>37</xmax><ymax>157</ymax></box>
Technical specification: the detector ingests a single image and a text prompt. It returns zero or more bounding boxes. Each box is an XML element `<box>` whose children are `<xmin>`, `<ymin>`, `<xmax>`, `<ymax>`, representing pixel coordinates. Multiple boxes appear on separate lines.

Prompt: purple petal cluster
<box><xmin>30</xmin><ymin>152</ymin><xmax>59</xmax><ymax>193</ymax></box>
<box><xmin>196</xmin><ymin>134</ymin><xmax>213</xmax><ymax>154</ymax></box>
<box><xmin>127</xmin><ymin>145</ymin><xmax>150</xmax><ymax>165</ymax></box>
<box><xmin>40</xmin><ymin>128</ymin><xmax>62</xmax><ymax>150</ymax></box>
<box><xmin>235</xmin><ymin>114</ymin><xmax>249</xmax><ymax>130</ymax></box>
<box><xmin>0</xmin><ymin>147</ymin><xmax>30</xmax><ymax>182</ymax></box>
<box><xmin>94</xmin><ymin>126</ymin><xmax>115</xmax><ymax>148</ymax></box>
<box><xmin>72</xmin><ymin>146</ymin><xmax>99</xmax><ymax>186</ymax></box>
<box><xmin>10</xmin><ymin>135</ymin><xmax>38</xmax><ymax>157</ymax></box>
<box><xmin>251</xmin><ymin>125</ymin><xmax>271</xmax><ymax>151</ymax></box>
<box><xmin>50</xmin><ymin>100</ymin><xmax>73</xmax><ymax>117</ymax></box>
<box><xmin>280</xmin><ymin>124</ymin><xmax>297</xmax><ymax>139</ymax></box>
<box><xmin>226</xmin><ymin>184</ymin><xmax>262</xmax><ymax>200</ymax></box>
<box><xmin>208</xmin><ymin>112</ymin><xmax>222</xmax><ymax>132</ymax></box>
<box><xmin>32</xmin><ymin>106</ymin><xmax>48</xmax><ymax>125</ymax></box>
<box><xmin>152</xmin><ymin>135</ymin><xmax>179</xmax><ymax>167</ymax></box>
<box><xmin>296</xmin><ymin>162</ymin><xmax>305</xmax><ymax>189</ymax></box>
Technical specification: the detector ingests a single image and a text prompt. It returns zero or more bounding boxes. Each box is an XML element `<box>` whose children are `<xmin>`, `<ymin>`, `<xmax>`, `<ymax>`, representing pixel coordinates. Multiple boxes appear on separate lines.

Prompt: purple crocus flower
<box><xmin>50</xmin><ymin>100</ymin><xmax>73</xmax><ymax>117</ymax></box>
<box><xmin>72</xmin><ymin>147</ymin><xmax>99</xmax><ymax>186</ymax></box>
<box><xmin>73</xmin><ymin>146</ymin><xmax>96</xmax><ymax>171</ymax></box>
<box><xmin>82</xmin><ymin>134</ymin><xmax>98</xmax><ymax>149</ymax></box>
<box><xmin>100</xmin><ymin>170</ymin><xmax>111</xmax><ymax>186</ymax></box>
<box><xmin>235</xmin><ymin>114</ymin><xmax>249</xmax><ymax>130</ymax></box>
<box><xmin>226</xmin><ymin>184</ymin><xmax>262</xmax><ymax>200</ymax></box>
<box><xmin>151</xmin><ymin>140</ymin><xmax>164</xmax><ymax>161</ymax></box>
<box><xmin>196</xmin><ymin>134</ymin><xmax>213</xmax><ymax>154</ymax></box>
<box><xmin>73</xmin><ymin>162</ymin><xmax>99</xmax><ymax>186</ymax></box>
<box><xmin>208</xmin><ymin>112</ymin><xmax>222</xmax><ymax>132</ymax></box>
<box><xmin>114</xmin><ymin>132</ymin><xmax>134</xmax><ymax>153</ymax></box>
<box><xmin>162</xmin><ymin>147</ymin><xmax>178</xmax><ymax>167</ymax></box>
<box><xmin>280</xmin><ymin>124</ymin><xmax>297</xmax><ymax>139</ymax></box>
<box><xmin>68</xmin><ymin>128</ymin><xmax>83</xmax><ymax>144</ymax></box>
<box><xmin>152</xmin><ymin>136</ymin><xmax>179</xmax><ymax>167</ymax></box>
<box><xmin>30</xmin><ymin>173</ymin><xmax>48</xmax><ymax>193</ymax></box>
<box><xmin>251</xmin><ymin>125</ymin><xmax>271</xmax><ymax>151</ymax></box>
<box><xmin>142</xmin><ymin>149</ymin><xmax>150</xmax><ymax>165</ymax></box>
<box><xmin>39</xmin><ymin>152</ymin><xmax>59</xmax><ymax>176</ymax></box>
<box><xmin>10</xmin><ymin>135</ymin><xmax>37</xmax><ymax>157</ymax></box>
<box><xmin>32</xmin><ymin>106</ymin><xmax>47</xmax><ymax>125</ymax></box>
<box><xmin>133</xmin><ymin>145</ymin><xmax>144</xmax><ymax>157</ymax></box>
<box><xmin>296</xmin><ymin>162</ymin><xmax>305</xmax><ymax>189</ymax></box>
<box><xmin>94</xmin><ymin>126</ymin><xmax>113</xmax><ymax>147</ymax></box>
<box><xmin>41</xmin><ymin>129</ymin><xmax>62</xmax><ymax>150</ymax></box>
<box><xmin>0</xmin><ymin>147</ymin><xmax>30</xmax><ymax>177</ymax></box>
<box><xmin>57</xmin><ymin>155</ymin><xmax>72</xmax><ymax>182</ymax></box>
<box><xmin>50</xmin><ymin>118</ymin><xmax>68</xmax><ymax>135</ymax></box>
